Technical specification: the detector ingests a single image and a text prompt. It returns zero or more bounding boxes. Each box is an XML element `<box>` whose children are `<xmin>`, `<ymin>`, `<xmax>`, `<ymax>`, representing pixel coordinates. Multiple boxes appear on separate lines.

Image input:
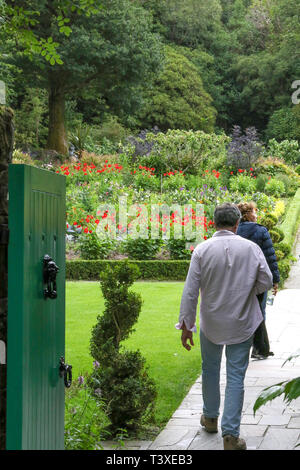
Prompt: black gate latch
<box><xmin>43</xmin><ymin>254</ymin><xmax>59</xmax><ymax>299</ymax></box>
<box><xmin>59</xmin><ymin>357</ymin><xmax>72</xmax><ymax>388</ymax></box>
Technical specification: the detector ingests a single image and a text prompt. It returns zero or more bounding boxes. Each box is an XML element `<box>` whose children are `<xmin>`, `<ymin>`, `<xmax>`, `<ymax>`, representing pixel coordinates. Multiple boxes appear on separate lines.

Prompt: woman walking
<box><xmin>237</xmin><ymin>202</ymin><xmax>280</xmax><ymax>358</ymax></box>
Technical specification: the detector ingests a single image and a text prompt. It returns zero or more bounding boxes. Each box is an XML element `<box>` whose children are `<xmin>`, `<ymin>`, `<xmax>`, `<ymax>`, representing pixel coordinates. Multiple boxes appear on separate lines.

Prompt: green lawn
<box><xmin>66</xmin><ymin>281</ymin><xmax>202</xmax><ymax>427</ymax></box>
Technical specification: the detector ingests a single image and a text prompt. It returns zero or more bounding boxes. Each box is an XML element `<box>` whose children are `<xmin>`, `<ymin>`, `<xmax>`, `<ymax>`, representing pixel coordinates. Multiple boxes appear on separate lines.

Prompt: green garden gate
<box><xmin>6</xmin><ymin>164</ymin><xmax>69</xmax><ymax>450</ymax></box>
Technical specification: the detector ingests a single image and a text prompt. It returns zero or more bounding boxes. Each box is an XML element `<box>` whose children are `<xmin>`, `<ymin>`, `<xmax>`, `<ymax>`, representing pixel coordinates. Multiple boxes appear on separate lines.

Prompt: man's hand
<box><xmin>272</xmin><ymin>283</ymin><xmax>278</xmax><ymax>296</ymax></box>
<box><xmin>181</xmin><ymin>324</ymin><xmax>194</xmax><ymax>351</ymax></box>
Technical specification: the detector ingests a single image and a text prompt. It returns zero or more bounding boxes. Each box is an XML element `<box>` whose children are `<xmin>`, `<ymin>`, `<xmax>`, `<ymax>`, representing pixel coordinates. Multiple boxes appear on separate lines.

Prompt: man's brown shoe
<box><xmin>223</xmin><ymin>435</ymin><xmax>247</xmax><ymax>450</ymax></box>
<box><xmin>200</xmin><ymin>414</ymin><xmax>218</xmax><ymax>433</ymax></box>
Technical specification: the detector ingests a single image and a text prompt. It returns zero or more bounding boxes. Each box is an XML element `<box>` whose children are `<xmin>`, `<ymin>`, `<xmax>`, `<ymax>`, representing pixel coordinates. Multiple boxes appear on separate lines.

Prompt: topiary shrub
<box><xmin>277</xmin><ymin>258</ymin><xmax>291</xmax><ymax>284</ymax></box>
<box><xmin>88</xmin><ymin>261</ymin><xmax>157</xmax><ymax>434</ymax></box>
<box><xmin>274</xmin><ymin>250</ymin><xmax>285</xmax><ymax>262</ymax></box>
<box><xmin>273</xmin><ymin>242</ymin><xmax>292</xmax><ymax>257</ymax></box>
<box><xmin>259</xmin><ymin>214</ymin><xmax>278</xmax><ymax>231</ymax></box>
<box><xmin>269</xmin><ymin>230</ymin><xmax>281</xmax><ymax>244</ymax></box>
<box><xmin>270</xmin><ymin>227</ymin><xmax>284</xmax><ymax>243</ymax></box>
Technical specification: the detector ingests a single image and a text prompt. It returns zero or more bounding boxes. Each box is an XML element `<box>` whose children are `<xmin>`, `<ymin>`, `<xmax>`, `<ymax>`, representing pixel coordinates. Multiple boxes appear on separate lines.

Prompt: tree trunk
<box><xmin>0</xmin><ymin>106</ymin><xmax>14</xmax><ymax>450</ymax></box>
<box><xmin>47</xmin><ymin>83</ymin><xmax>69</xmax><ymax>155</ymax></box>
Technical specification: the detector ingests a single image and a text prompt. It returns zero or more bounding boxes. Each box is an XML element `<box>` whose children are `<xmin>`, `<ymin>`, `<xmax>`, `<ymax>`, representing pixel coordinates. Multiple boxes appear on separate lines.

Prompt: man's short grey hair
<box><xmin>214</xmin><ymin>203</ymin><xmax>241</xmax><ymax>229</ymax></box>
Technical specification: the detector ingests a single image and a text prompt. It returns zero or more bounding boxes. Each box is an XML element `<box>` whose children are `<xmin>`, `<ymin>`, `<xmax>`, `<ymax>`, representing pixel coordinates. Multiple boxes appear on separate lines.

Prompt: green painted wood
<box><xmin>6</xmin><ymin>164</ymin><xmax>66</xmax><ymax>450</ymax></box>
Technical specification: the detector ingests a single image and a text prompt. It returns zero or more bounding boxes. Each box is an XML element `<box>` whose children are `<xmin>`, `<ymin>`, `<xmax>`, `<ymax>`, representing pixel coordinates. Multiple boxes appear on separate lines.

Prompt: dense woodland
<box><xmin>0</xmin><ymin>0</ymin><xmax>299</xmax><ymax>155</ymax></box>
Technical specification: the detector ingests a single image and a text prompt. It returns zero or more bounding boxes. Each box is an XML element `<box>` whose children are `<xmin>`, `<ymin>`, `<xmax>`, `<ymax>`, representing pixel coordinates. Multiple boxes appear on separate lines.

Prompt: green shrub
<box><xmin>270</xmin><ymin>227</ymin><xmax>284</xmax><ymax>243</ymax></box>
<box><xmin>266</xmin><ymin>139</ymin><xmax>300</xmax><ymax>165</ymax></box>
<box><xmin>269</xmin><ymin>230</ymin><xmax>281</xmax><ymax>244</ymax></box>
<box><xmin>277</xmin><ymin>258</ymin><xmax>291</xmax><ymax>283</ymax></box>
<box><xmin>274</xmin><ymin>174</ymin><xmax>297</xmax><ymax>197</ymax></box>
<box><xmin>167</xmin><ymin>239</ymin><xmax>193</xmax><ymax>260</ymax></box>
<box><xmin>296</xmin><ymin>165</ymin><xmax>300</xmax><ymax>175</ymax></box>
<box><xmin>64</xmin><ymin>377</ymin><xmax>111</xmax><ymax>450</ymax></box>
<box><xmin>88</xmin><ymin>262</ymin><xmax>157</xmax><ymax>434</ymax></box>
<box><xmin>273</xmin><ymin>242</ymin><xmax>292</xmax><ymax>257</ymax></box>
<box><xmin>279</xmin><ymin>189</ymin><xmax>300</xmax><ymax>246</ymax></box>
<box><xmin>132</xmin><ymin>171</ymin><xmax>160</xmax><ymax>191</ymax></box>
<box><xmin>259</xmin><ymin>215</ymin><xmax>277</xmax><ymax>231</ymax></box>
<box><xmin>274</xmin><ymin>250</ymin><xmax>285</xmax><ymax>262</ymax></box>
<box><xmin>131</xmin><ymin>129</ymin><xmax>230</xmax><ymax>175</ymax></box>
<box><xmin>264</xmin><ymin>178</ymin><xmax>285</xmax><ymax>197</ymax></box>
<box><xmin>229</xmin><ymin>175</ymin><xmax>256</xmax><ymax>194</ymax></box>
<box><xmin>255</xmin><ymin>174</ymin><xmax>269</xmax><ymax>192</ymax></box>
<box><xmin>78</xmin><ymin>233</ymin><xmax>115</xmax><ymax>260</ymax></box>
<box><xmin>162</xmin><ymin>174</ymin><xmax>187</xmax><ymax>192</ymax></box>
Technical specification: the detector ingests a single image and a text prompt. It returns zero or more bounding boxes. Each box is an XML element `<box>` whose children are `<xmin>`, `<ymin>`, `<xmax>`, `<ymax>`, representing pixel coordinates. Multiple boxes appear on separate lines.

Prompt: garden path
<box><xmin>100</xmin><ymin>227</ymin><xmax>300</xmax><ymax>451</ymax></box>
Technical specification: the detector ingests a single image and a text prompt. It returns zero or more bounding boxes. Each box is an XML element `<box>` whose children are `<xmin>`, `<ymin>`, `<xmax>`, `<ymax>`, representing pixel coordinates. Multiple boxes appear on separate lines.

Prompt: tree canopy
<box><xmin>1</xmin><ymin>0</ymin><xmax>299</xmax><ymax>152</ymax></box>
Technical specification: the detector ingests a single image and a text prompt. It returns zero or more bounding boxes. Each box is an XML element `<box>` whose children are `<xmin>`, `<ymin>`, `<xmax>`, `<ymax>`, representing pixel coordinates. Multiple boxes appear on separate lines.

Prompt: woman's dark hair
<box><xmin>214</xmin><ymin>203</ymin><xmax>241</xmax><ymax>229</ymax></box>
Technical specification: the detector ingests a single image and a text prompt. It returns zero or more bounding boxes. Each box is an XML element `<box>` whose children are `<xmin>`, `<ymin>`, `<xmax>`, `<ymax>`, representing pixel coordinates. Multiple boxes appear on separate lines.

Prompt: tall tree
<box><xmin>2</xmin><ymin>0</ymin><xmax>163</xmax><ymax>154</ymax></box>
<box><xmin>232</xmin><ymin>0</ymin><xmax>300</xmax><ymax>136</ymax></box>
<box><xmin>137</xmin><ymin>46</ymin><xmax>216</xmax><ymax>132</ymax></box>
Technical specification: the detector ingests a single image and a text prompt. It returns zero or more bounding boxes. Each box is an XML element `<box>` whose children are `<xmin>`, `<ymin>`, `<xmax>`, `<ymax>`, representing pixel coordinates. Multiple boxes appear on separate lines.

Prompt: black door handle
<box><xmin>59</xmin><ymin>357</ymin><xmax>72</xmax><ymax>388</ymax></box>
<box><xmin>43</xmin><ymin>254</ymin><xmax>59</xmax><ymax>299</ymax></box>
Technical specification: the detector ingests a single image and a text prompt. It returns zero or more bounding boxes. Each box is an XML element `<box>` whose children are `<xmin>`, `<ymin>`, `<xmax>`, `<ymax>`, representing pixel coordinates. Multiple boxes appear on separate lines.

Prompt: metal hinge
<box><xmin>0</xmin><ymin>225</ymin><xmax>9</xmax><ymax>245</ymax></box>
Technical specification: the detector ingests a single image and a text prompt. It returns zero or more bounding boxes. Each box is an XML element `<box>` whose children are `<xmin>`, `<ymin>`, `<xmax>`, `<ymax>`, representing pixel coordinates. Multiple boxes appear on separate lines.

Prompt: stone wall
<box><xmin>0</xmin><ymin>107</ymin><xmax>14</xmax><ymax>449</ymax></box>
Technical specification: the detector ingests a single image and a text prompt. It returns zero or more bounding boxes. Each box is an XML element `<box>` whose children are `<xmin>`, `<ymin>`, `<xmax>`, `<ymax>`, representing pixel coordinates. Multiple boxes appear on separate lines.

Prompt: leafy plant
<box><xmin>88</xmin><ymin>261</ymin><xmax>157</xmax><ymax>434</ymax></box>
<box><xmin>273</xmin><ymin>242</ymin><xmax>291</xmax><ymax>257</ymax></box>
<box><xmin>260</xmin><ymin>214</ymin><xmax>277</xmax><ymax>231</ymax></box>
<box><xmin>64</xmin><ymin>374</ymin><xmax>111</xmax><ymax>450</ymax></box>
<box><xmin>167</xmin><ymin>239</ymin><xmax>193</xmax><ymax>260</ymax></box>
<box><xmin>69</xmin><ymin>124</ymin><xmax>91</xmax><ymax>156</ymax></box>
<box><xmin>131</xmin><ymin>129</ymin><xmax>229</xmax><ymax>176</ymax></box>
<box><xmin>274</xmin><ymin>250</ymin><xmax>285</xmax><ymax>262</ymax></box>
<box><xmin>269</xmin><ymin>229</ymin><xmax>281</xmax><ymax>244</ymax></box>
<box><xmin>227</xmin><ymin>126</ymin><xmax>263</xmax><ymax>170</ymax></box>
<box><xmin>78</xmin><ymin>233</ymin><xmax>115</xmax><ymax>260</ymax></box>
<box><xmin>266</xmin><ymin>139</ymin><xmax>300</xmax><ymax>165</ymax></box>
<box><xmin>253</xmin><ymin>350</ymin><xmax>300</xmax><ymax>448</ymax></box>
<box><xmin>124</xmin><ymin>238</ymin><xmax>162</xmax><ymax>260</ymax></box>
<box><xmin>269</xmin><ymin>227</ymin><xmax>284</xmax><ymax>243</ymax></box>
<box><xmin>264</xmin><ymin>178</ymin><xmax>285</xmax><ymax>197</ymax></box>
<box><xmin>229</xmin><ymin>174</ymin><xmax>256</xmax><ymax>193</ymax></box>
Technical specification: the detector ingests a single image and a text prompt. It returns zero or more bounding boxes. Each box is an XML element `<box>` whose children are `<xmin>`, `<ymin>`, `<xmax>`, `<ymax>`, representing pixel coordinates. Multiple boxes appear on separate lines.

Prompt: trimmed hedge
<box><xmin>279</xmin><ymin>188</ymin><xmax>300</xmax><ymax>248</ymax></box>
<box><xmin>66</xmin><ymin>259</ymin><xmax>190</xmax><ymax>281</ymax></box>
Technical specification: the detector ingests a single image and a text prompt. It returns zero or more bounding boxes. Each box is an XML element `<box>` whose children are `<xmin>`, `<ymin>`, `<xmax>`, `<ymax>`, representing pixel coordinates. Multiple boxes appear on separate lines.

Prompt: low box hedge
<box><xmin>279</xmin><ymin>187</ymin><xmax>300</xmax><ymax>248</ymax></box>
<box><xmin>66</xmin><ymin>259</ymin><xmax>191</xmax><ymax>281</ymax></box>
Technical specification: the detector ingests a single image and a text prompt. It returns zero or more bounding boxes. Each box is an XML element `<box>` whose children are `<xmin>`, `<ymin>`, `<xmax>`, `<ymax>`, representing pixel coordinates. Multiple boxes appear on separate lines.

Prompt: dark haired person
<box><xmin>176</xmin><ymin>203</ymin><xmax>272</xmax><ymax>450</ymax></box>
<box><xmin>237</xmin><ymin>202</ymin><xmax>280</xmax><ymax>358</ymax></box>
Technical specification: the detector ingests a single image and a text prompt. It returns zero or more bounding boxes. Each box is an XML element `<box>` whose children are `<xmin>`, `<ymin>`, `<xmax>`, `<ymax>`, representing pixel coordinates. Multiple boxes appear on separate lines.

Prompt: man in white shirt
<box><xmin>177</xmin><ymin>203</ymin><xmax>273</xmax><ymax>450</ymax></box>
